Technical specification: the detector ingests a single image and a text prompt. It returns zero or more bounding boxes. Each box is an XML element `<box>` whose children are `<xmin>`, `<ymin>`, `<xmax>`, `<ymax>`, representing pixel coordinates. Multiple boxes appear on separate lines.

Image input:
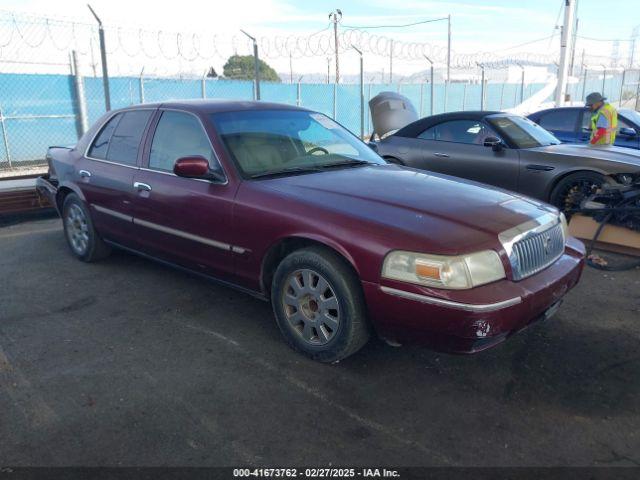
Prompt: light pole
<box><xmin>555</xmin><ymin>0</ymin><xmax>576</xmax><ymax>106</ymax></box>
<box><xmin>240</xmin><ymin>29</ymin><xmax>260</xmax><ymax>100</ymax></box>
<box><xmin>424</xmin><ymin>55</ymin><xmax>434</xmax><ymax>115</ymax></box>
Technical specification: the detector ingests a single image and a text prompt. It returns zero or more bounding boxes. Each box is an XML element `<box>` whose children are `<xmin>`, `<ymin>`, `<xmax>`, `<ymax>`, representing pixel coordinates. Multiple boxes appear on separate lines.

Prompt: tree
<box><xmin>223</xmin><ymin>55</ymin><xmax>281</xmax><ymax>82</ymax></box>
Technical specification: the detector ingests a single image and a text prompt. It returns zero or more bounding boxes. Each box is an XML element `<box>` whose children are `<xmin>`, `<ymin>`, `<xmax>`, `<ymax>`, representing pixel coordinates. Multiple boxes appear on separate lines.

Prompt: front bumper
<box><xmin>364</xmin><ymin>237</ymin><xmax>586</xmax><ymax>354</ymax></box>
<box><xmin>35</xmin><ymin>175</ymin><xmax>59</xmax><ymax>214</ymax></box>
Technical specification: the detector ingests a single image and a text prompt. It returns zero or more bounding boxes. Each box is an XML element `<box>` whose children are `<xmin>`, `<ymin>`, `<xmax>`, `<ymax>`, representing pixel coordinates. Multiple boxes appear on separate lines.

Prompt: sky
<box><xmin>0</xmin><ymin>0</ymin><xmax>637</xmax><ymax>78</ymax></box>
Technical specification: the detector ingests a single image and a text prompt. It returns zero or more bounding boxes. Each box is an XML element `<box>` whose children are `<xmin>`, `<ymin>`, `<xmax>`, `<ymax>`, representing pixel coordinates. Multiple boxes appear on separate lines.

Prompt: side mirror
<box><xmin>619</xmin><ymin>127</ymin><xmax>637</xmax><ymax>137</ymax></box>
<box><xmin>174</xmin><ymin>156</ymin><xmax>225</xmax><ymax>182</ymax></box>
<box><xmin>483</xmin><ymin>136</ymin><xmax>503</xmax><ymax>152</ymax></box>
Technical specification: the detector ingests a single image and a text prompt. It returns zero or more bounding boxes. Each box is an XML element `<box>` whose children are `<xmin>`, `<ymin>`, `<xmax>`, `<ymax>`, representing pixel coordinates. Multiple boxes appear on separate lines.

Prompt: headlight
<box><xmin>559</xmin><ymin>212</ymin><xmax>569</xmax><ymax>240</ymax></box>
<box><xmin>382</xmin><ymin>250</ymin><xmax>506</xmax><ymax>290</ymax></box>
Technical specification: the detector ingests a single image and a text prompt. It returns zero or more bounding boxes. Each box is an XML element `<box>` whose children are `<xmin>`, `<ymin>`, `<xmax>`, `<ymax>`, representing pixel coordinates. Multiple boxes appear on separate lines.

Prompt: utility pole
<box><xmin>240</xmin><ymin>29</ymin><xmax>260</xmax><ymax>100</ymax></box>
<box><xmin>329</xmin><ymin>10</ymin><xmax>342</xmax><ymax>84</ymax></box>
<box><xmin>87</xmin><ymin>4</ymin><xmax>110</xmax><ymax>111</ymax></box>
<box><xmin>555</xmin><ymin>0</ymin><xmax>576</xmax><ymax>106</ymax></box>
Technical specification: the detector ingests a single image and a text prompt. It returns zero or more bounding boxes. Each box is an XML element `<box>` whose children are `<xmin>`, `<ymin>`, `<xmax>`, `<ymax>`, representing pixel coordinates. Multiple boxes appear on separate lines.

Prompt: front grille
<box><xmin>510</xmin><ymin>222</ymin><xmax>565</xmax><ymax>281</ymax></box>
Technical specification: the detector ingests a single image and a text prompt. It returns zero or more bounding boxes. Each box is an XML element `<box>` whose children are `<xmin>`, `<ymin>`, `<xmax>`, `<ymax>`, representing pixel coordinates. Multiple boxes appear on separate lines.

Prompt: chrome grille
<box><xmin>509</xmin><ymin>222</ymin><xmax>565</xmax><ymax>281</ymax></box>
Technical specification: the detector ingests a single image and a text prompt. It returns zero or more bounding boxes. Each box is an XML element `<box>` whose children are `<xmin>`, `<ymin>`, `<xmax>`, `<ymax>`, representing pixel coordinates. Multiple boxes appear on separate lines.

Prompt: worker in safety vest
<box><xmin>585</xmin><ymin>92</ymin><xmax>618</xmax><ymax>146</ymax></box>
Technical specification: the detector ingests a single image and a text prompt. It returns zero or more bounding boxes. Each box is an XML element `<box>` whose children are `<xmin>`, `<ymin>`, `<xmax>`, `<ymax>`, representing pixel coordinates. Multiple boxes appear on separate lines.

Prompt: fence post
<box><xmin>139</xmin><ymin>69</ymin><xmax>145</xmax><ymax>103</ymax></box>
<box><xmin>71</xmin><ymin>50</ymin><xmax>89</xmax><ymax>137</ymax></box>
<box><xmin>333</xmin><ymin>83</ymin><xmax>337</xmax><ymax>120</ymax></box>
<box><xmin>296</xmin><ymin>78</ymin><xmax>301</xmax><ymax>107</ymax></box>
<box><xmin>88</xmin><ymin>5</ymin><xmax>111</xmax><ymax>111</ymax></box>
<box><xmin>366</xmin><ymin>84</ymin><xmax>372</xmax><ymax>136</ymax></box>
<box><xmin>419</xmin><ymin>83</ymin><xmax>424</xmax><ymax>117</ymax></box>
<box><xmin>635</xmin><ymin>72</ymin><xmax>640</xmax><ymax>110</ymax></box>
<box><xmin>581</xmin><ymin>66</ymin><xmax>587</xmax><ymax>101</ymax></box>
<box><xmin>0</xmin><ymin>104</ymin><xmax>11</xmax><ymax>168</ymax></box>
<box><xmin>619</xmin><ymin>69</ymin><xmax>626</xmax><ymax>105</ymax></box>
<box><xmin>498</xmin><ymin>82</ymin><xmax>504</xmax><ymax>110</ymax></box>
<box><xmin>202</xmin><ymin>70</ymin><xmax>207</xmax><ymax>99</ymax></box>
<box><xmin>462</xmin><ymin>83</ymin><xmax>467</xmax><ymax>111</ymax></box>
<box><xmin>477</xmin><ymin>63</ymin><xmax>485</xmax><ymax>110</ymax></box>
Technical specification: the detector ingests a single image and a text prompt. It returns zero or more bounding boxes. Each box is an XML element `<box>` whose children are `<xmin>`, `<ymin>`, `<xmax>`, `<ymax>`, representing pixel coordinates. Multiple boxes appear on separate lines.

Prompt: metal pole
<box><xmin>327</xmin><ymin>57</ymin><xmax>330</xmax><ymax>84</ymax></box>
<box><xmin>499</xmin><ymin>82</ymin><xmax>505</xmax><ymax>110</ymax></box>
<box><xmin>519</xmin><ymin>64</ymin><xmax>525</xmax><ymax>104</ymax></box>
<box><xmin>389</xmin><ymin>39</ymin><xmax>393</xmax><ymax>84</ymax></box>
<box><xmin>241</xmin><ymin>30</ymin><xmax>260</xmax><ymax>101</ymax></box>
<box><xmin>351</xmin><ymin>45</ymin><xmax>364</xmax><ymax>139</ymax></box>
<box><xmin>88</xmin><ymin>4</ymin><xmax>111</xmax><ymax>111</ymax></box>
<box><xmin>581</xmin><ymin>65</ymin><xmax>587</xmax><ymax>101</ymax></box>
<box><xmin>289</xmin><ymin>53</ymin><xmax>293</xmax><ymax>84</ymax></box>
<box><xmin>419</xmin><ymin>83</ymin><xmax>424</xmax><ymax>117</ymax></box>
<box><xmin>462</xmin><ymin>83</ymin><xmax>467</xmax><ymax>111</ymax></box>
<box><xmin>477</xmin><ymin>63</ymin><xmax>485</xmax><ymax>110</ymax></box>
<box><xmin>71</xmin><ymin>50</ymin><xmax>89</xmax><ymax>136</ymax></box>
<box><xmin>332</xmin><ymin>82</ymin><xmax>337</xmax><ymax>120</ymax></box>
<box><xmin>555</xmin><ymin>0</ymin><xmax>576</xmax><ymax>106</ymax></box>
<box><xmin>0</xmin><ymin>104</ymin><xmax>12</xmax><ymax>168</ymax></box>
<box><xmin>424</xmin><ymin>55</ymin><xmax>434</xmax><ymax>115</ymax></box>
<box><xmin>202</xmin><ymin>69</ymin><xmax>207</xmax><ymax>98</ymax></box>
<box><xmin>139</xmin><ymin>68</ymin><xmax>145</xmax><ymax>103</ymax></box>
<box><xmin>296</xmin><ymin>76</ymin><xmax>302</xmax><ymax>106</ymax></box>
<box><xmin>446</xmin><ymin>14</ymin><xmax>451</xmax><ymax>86</ymax></box>
<box><xmin>635</xmin><ymin>73</ymin><xmax>640</xmax><ymax>110</ymax></box>
<box><xmin>601</xmin><ymin>65</ymin><xmax>606</xmax><ymax>95</ymax></box>
<box><xmin>619</xmin><ymin>69</ymin><xmax>626</xmax><ymax>104</ymax></box>
<box><xmin>330</xmin><ymin>10</ymin><xmax>341</xmax><ymax>84</ymax></box>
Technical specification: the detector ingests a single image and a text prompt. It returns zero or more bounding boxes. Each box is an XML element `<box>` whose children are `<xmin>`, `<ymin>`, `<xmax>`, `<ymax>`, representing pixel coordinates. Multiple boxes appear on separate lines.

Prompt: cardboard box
<box><xmin>569</xmin><ymin>214</ymin><xmax>640</xmax><ymax>257</ymax></box>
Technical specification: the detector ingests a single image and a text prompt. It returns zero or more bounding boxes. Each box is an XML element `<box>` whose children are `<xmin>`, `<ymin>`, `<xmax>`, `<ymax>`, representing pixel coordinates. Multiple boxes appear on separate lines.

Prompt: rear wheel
<box><xmin>271</xmin><ymin>247</ymin><xmax>370</xmax><ymax>363</ymax></box>
<box><xmin>62</xmin><ymin>193</ymin><xmax>111</xmax><ymax>262</ymax></box>
<box><xmin>549</xmin><ymin>171</ymin><xmax>605</xmax><ymax>212</ymax></box>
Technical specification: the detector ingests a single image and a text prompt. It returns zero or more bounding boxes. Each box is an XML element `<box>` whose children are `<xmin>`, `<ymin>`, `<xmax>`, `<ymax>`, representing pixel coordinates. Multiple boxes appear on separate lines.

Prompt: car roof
<box><xmin>394</xmin><ymin>110</ymin><xmax>503</xmax><ymax>138</ymax></box>
<box><xmin>114</xmin><ymin>99</ymin><xmax>309</xmax><ymax>115</ymax></box>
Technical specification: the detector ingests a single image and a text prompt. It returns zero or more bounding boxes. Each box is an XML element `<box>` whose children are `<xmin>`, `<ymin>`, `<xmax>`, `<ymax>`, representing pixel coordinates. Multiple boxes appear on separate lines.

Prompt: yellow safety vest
<box><xmin>590</xmin><ymin>103</ymin><xmax>618</xmax><ymax>145</ymax></box>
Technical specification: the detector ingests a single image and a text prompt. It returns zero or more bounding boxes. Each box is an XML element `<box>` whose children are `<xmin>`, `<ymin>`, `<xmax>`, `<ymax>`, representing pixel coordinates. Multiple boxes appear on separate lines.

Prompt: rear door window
<box><xmin>88</xmin><ymin>113</ymin><xmax>122</xmax><ymax>159</ymax></box>
<box><xmin>106</xmin><ymin>110</ymin><xmax>152</xmax><ymax>165</ymax></box>
<box><xmin>537</xmin><ymin>109</ymin><xmax>579</xmax><ymax>133</ymax></box>
<box><xmin>418</xmin><ymin>120</ymin><xmax>492</xmax><ymax>145</ymax></box>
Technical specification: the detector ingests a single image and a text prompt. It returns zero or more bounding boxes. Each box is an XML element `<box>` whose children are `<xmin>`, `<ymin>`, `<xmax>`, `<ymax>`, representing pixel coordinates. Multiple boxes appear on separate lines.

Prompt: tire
<box><xmin>62</xmin><ymin>193</ymin><xmax>111</xmax><ymax>262</ymax></box>
<box><xmin>549</xmin><ymin>171</ymin><xmax>605</xmax><ymax>212</ymax></box>
<box><xmin>271</xmin><ymin>246</ymin><xmax>370</xmax><ymax>363</ymax></box>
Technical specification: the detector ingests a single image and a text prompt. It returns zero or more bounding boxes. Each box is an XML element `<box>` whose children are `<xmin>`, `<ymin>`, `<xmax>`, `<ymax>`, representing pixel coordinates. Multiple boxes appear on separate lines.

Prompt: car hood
<box><xmin>258</xmin><ymin>165</ymin><xmax>556</xmax><ymax>254</ymax></box>
<box><xmin>530</xmin><ymin>143</ymin><xmax>640</xmax><ymax>168</ymax></box>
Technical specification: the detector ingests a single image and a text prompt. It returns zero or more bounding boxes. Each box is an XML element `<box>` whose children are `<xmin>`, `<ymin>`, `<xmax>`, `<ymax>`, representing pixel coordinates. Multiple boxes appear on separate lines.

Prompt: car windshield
<box><xmin>210</xmin><ymin>109</ymin><xmax>385</xmax><ymax>178</ymax></box>
<box><xmin>621</xmin><ymin>109</ymin><xmax>640</xmax><ymax>126</ymax></box>
<box><xmin>487</xmin><ymin>115</ymin><xmax>561</xmax><ymax>149</ymax></box>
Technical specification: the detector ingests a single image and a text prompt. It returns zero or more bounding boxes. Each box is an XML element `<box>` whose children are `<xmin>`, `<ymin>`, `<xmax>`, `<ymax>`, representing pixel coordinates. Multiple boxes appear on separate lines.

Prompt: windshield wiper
<box><xmin>249</xmin><ymin>166</ymin><xmax>322</xmax><ymax>179</ymax></box>
<box><xmin>317</xmin><ymin>159</ymin><xmax>371</xmax><ymax>169</ymax></box>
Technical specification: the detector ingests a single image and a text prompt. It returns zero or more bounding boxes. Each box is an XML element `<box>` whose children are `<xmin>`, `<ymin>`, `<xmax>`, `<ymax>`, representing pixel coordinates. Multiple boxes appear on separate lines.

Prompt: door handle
<box><xmin>526</xmin><ymin>164</ymin><xmax>555</xmax><ymax>172</ymax></box>
<box><xmin>433</xmin><ymin>152</ymin><xmax>449</xmax><ymax>158</ymax></box>
<box><xmin>133</xmin><ymin>182</ymin><xmax>152</xmax><ymax>192</ymax></box>
<box><xmin>78</xmin><ymin>169</ymin><xmax>92</xmax><ymax>178</ymax></box>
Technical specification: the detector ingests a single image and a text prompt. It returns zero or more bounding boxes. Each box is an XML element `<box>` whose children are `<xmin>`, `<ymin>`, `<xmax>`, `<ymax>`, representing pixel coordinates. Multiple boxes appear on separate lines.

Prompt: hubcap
<box><xmin>65</xmin><ymin>204</ymin><xmax>90</xmax><ymax>255</ymax></box>
<box><xmin>282</xmin><ymin>269</ymin><xmax>340</xmax><ymax>346</ymax></box>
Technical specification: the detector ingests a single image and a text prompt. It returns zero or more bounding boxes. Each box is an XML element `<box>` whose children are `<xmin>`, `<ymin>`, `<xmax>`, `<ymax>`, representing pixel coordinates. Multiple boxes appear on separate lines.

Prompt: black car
<box><xmin>373</xmin><ymin>110</ymin><xmax>640</xmax><ymax>210</ymax></box>
<box><xmin>528</xmin><ymin>107</ymin><xmax>640</xmax><ymax>150</ymax></box>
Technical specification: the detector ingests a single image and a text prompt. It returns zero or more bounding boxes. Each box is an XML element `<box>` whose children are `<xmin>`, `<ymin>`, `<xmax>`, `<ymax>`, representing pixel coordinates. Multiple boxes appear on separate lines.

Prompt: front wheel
<box><xmin>271</xmin><ymin>247</ymin><xmax>370</xmax><ymax>363</ymax></box>
<box><xmin>549</xmin><ymin>171</ymin><xmax>605</xmax><ymax>212</ymax></box>
<box><xmin>62</xmin><ymin>193</ymin><xmax>111</xmax><ymax>262</ymax></box>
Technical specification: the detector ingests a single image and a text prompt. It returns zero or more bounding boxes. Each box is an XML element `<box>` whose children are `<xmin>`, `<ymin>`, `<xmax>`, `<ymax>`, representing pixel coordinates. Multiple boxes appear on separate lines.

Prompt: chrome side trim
<box><xmin>380</xmin><ymin>286</ymin><xmax>522</xmax><ymax>312</ymax></box>
<box><xmin>134</xmin><ymin>218</ymin><xmax>232</xmax><ymax>252</ymax></box>
<box><xmin>92</xmin><ymin>205</ymin><xmax>133</xmax><ymax>222</ymax></box>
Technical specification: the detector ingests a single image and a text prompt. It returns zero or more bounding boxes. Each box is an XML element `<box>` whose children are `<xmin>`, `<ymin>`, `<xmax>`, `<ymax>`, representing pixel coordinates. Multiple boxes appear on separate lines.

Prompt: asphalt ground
<box><xmin>1</xmin><ymin>217</ymin><xmax>639</xmax><ymax>467</ymax></box>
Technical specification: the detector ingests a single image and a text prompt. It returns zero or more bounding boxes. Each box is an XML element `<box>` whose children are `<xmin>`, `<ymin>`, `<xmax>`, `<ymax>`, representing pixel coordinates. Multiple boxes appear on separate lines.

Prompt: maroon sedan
<box><xmin>37</xmin><ymin>100</ymin><xmax>585</xmax><ymax>362</ymax></box>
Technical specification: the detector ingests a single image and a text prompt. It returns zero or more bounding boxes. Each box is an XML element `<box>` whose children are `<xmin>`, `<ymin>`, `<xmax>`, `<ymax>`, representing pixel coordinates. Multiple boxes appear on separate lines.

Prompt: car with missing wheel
<box><xmin>37</xmin><ymin>100</ymin><xmax>585</xmax><ymax>362</ymax></box>
<box><xmin>372</xmin><ymin>109</ymin><xmax>640</xmax><ymax>211</ymax></box>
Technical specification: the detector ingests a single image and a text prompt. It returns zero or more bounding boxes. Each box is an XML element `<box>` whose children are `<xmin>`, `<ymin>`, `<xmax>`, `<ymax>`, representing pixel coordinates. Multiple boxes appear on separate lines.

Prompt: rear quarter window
<box><xmin>88</xmin><ymin>110</ymin><xmax>152</xmax><ymax>165</ymax></box>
